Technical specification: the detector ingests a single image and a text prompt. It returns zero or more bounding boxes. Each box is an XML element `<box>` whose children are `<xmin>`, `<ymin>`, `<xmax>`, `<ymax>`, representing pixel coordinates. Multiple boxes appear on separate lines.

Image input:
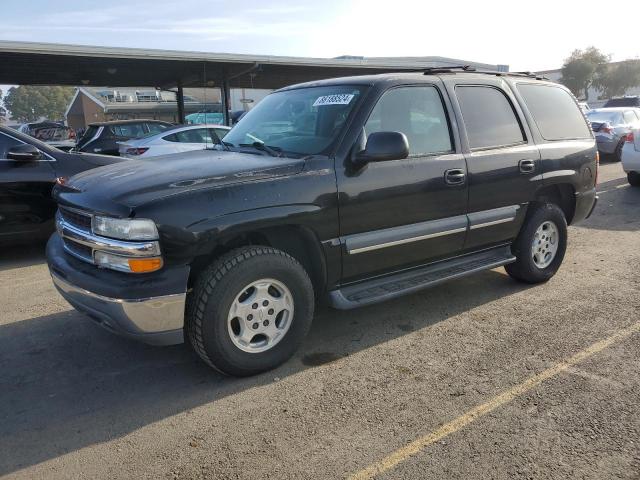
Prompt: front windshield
<box><xmin>223</xmin><ymin>85</ymin><xmax>365</xmax><ymax>156</ymax></box>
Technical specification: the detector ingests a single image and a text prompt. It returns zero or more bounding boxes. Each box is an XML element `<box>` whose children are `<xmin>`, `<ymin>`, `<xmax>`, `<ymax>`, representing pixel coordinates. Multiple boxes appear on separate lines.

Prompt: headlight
<box><xmin>94</xmin><ymin>251</ymin><xmax>163</xmax><ymax>273</ymax></box>
<box><xmin>92</xmin><ymin>216</ymin><xmax>159</xmax><ymax>241</ymax></box>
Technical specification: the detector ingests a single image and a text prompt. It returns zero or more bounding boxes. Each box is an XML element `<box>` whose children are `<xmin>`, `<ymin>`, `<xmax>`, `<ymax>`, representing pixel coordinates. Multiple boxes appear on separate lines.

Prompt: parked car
<box><xmin>186</xmin><ymin>112</ymin><xmax>225</xmax><ymax>125</ymax></box>
<box><xmin>621</xmin><ymin>129</ymin><xmax>640</xmax><ymax>186</ymax></box>
<box><xmin>18</xmin><ymin>121</ymin><xmax>77</xmax><ymax>151</ymax></box>
<box><xmin>0</xmin><ymin>125</ymin><xmax>122</xmax><ymax>245</ymax></box>
<box><xmin>118</xmin><ymin>124</ymin><xmax>231</xmax><ymax>159</ymax></box>
<box><xmin>585</xmin><ymin>108</ymin><xmax>640</xmax><ymax>161</ymax></box>
<box><xmin>47</xmin><ymin>70</ymin><xmax>597</xmax><ymax>376</ymax></box>
<box><xmin>74</xmin><ymin>119</ymin><xmax>174</xmax><ymax>156</ymax></box>
<box><xmin>603</xmin><ymin>96</ymin><xmax>640</xmax><ymax>108</ymax></box>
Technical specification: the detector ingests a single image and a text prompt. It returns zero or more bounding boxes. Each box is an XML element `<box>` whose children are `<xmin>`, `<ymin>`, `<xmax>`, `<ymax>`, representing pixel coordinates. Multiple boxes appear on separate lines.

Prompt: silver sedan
<box><xmin>586</xmin><ymin>107</ymin><xmax>640</xmax><ymax>161</ymax></box>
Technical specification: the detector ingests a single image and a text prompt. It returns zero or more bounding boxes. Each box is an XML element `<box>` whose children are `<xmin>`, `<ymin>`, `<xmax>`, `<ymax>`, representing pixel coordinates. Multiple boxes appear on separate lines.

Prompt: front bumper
<box><xmin>47</xmin><ymin>234</ymin><xmax>189</xmax><ymax>345</ymax></box>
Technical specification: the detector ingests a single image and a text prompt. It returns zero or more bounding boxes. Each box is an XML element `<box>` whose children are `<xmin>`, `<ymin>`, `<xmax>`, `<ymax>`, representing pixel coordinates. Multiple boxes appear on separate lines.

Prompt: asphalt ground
<box><xmin>1</xmin><ymin>161</ymin><xmax>638</xmax><ymax>479</ymax></box>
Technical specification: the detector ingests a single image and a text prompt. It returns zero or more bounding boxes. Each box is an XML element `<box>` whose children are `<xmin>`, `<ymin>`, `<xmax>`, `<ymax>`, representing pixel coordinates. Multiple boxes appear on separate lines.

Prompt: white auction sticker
<box><xmin>313</xmin><ymin>94</ymin><xmax>355</xmax><ymax>107</ymax></box>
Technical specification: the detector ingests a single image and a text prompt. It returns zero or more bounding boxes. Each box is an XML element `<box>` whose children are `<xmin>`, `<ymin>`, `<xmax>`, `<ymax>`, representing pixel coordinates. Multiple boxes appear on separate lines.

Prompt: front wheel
<box><xmin>186</xmin><ymin>246</ymin><xmax>315</xmax><ymax>376</ymax></box>
<box><xmin>505</xmin><ymin>203</ymin><xmax>568</xmax><ymax>284</ymax></box>
<box><xmin>628</xmin><ymin>171</ymin><xmax>640</xmax><ymax>187</ymax></box>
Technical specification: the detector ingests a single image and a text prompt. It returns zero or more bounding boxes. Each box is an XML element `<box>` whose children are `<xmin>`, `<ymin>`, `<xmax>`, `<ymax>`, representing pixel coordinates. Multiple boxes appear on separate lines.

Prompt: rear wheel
<box><xmin>505</xmin><ymin>203</ymin><xmax>567</xmax><ymax>284</ymax></box>
<box><xmin>186</xmin><ymin>246</ymin><xmax>315</xmax><ymax>376</ymax></box>
<box><xmin>628</xmin><ymin>171</ymin><xmax>640</xmax><ymax>187</ymax></box>
<box><xmin>613</xmin><ymin>140</ymin><xmax>624</xmax><ymax>162</ymax></box>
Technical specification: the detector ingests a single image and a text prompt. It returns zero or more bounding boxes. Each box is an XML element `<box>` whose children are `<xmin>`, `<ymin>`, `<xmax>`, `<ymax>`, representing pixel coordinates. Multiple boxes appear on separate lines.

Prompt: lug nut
<box><xmin>263</xmin><ymin>300</ymin><xmax>269</xmax><ymax>306</ymax></box>
<box><xmin>268</xmin><ymin>309</ymin><xmax>274</xmax><ymax>315</ymax></box>
<box><xmin>263</xmin><ymin>320</ymin><xmax>269</xmax><ymax>326</ymax></box>
<box><xmin>252</xmin><ymin>323</ymin><xmax>259</xmax><ymax>330</ymax></box>
<box><xmin>252</xmin><ymin>303</ymin><xmax>258</xmax><ymax>309</ymax></box>
<box><xmin>247</xmin><ymin>314</ymin><xmax>253</xmax><ymax>321</ymax></box>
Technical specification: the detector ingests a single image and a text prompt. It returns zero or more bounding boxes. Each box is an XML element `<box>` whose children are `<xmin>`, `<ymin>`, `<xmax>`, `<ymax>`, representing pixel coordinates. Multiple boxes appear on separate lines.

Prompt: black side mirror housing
<box><xmin>7</xmin><ymin>144</ymin><xmax>43</xmax><ymax>162</ymax></box>
<box><xmin>355</xmin><ymin>131</ymin><xmax>409</xmax><ymax>165</ymax></box>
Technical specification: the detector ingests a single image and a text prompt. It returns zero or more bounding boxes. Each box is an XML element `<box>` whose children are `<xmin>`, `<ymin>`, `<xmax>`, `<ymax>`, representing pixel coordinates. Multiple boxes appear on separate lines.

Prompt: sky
<box><xmin>1</xmin><ymin>0</ymin><xmax>639</xmax><ymax>85</ymax></box>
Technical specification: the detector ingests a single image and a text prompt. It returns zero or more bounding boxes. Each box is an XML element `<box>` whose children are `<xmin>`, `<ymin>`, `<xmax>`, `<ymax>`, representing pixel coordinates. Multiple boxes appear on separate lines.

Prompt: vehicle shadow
<box><xmin>0</xmin><ymin>241</ymin><xmax>47</xmax><ymax>270</ymax></box>
<box><xmin>581</xmin><ymin>176</ymin><xmax>640</xmax><ymax>232</ymax></box>
<box><xmin>0</xmin><ymin>268</ymin><xmax>530</xmax><ymax>475</ymax></box>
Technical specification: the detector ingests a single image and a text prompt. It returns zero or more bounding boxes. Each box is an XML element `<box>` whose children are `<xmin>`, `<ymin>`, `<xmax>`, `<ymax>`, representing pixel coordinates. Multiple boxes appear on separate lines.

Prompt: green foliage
<box><xmin>4</xmin><ymin>85</ymin><xmax>75</xmax><ymax>122</ymax></box>
<box><xmin>594</xmin><ymin>60</ymin><xmax>640</xmax><ymax>98</ymax></box>
<box><xmin>560</xmin><ymin>47</ymin><xmax>610</xmax><ymax>100</ymax></box>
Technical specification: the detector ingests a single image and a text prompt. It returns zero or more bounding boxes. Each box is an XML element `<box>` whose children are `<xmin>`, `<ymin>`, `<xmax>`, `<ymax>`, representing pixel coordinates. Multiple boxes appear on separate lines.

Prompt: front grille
<box><xmin>59</xmin><ymin>207</ymin><xmax>92</xmax><ymax>231</ymax></box>
<box><xmin>64</xmin><ymin>239</ymin><xmax>93</xmax><ymax>262</ymax></box>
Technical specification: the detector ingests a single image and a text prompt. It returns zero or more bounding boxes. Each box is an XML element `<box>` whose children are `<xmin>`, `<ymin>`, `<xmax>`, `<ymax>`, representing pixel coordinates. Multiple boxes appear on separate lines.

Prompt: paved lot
<box><xmin>1</xmin><ymin>162</ymin><xmax>638</xmax><ymax>479</ymax></box>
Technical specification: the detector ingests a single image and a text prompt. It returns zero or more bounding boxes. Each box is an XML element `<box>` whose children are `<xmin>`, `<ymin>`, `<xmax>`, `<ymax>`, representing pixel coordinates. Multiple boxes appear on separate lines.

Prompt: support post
<box><xmin>176</xmin><ymin>82</ymin><xmax>185</xmax><ymax>124</ymax></box>
<box><xmin>221</xmin><ymin>79</ymin><xmax>231</xmax><ymax>126</ymax></box>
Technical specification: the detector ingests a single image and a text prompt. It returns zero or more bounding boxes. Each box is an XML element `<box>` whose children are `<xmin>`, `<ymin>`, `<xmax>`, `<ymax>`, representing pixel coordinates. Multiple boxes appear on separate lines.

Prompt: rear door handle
<box><xmin>519</xmin><ymin>159</ymin><xmax>536</xmax><ymax>174</ymax></box>
<box><xmin>444</xmin><ymin>168</ymin><xmax>466</xmax><ymax>185</ymax></box>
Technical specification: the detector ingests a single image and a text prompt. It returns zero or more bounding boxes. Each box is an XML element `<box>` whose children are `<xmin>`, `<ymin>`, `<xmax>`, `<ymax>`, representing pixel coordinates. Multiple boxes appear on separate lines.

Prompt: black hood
<box><xmin>55</xmin><ymin>149</ymin><xmax>305</xmax><ymax>214</ymax></box>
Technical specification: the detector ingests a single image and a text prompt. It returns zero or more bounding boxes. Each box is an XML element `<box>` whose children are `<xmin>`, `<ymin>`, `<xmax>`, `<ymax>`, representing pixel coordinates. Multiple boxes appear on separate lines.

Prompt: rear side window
<box><xmin>517</xmin><ymin>84</ymin><xmax>591</xmax><ymax>140</ymax></box>
<box><xmin>623</xmin><ymin>111</ymin><xmax>638</xmax><ymax>124</ymax></box>
<box><xmin>146</xmin><ymin>123</ymin><xmax>171</xmax><ymax>134</ymax></box>
<box><xmin>455</xmin><ymin>86</ymin><xmax>525</xmax><ymax>149</ymax></box>
<box><xmin>110</xmin><ymin>123</ymin><xmax>146</xmax><ymax>138</ymax></box>
<box><xmin>164</xmin><ymin>128</ymin><xmax>213</xmax><ymax>143</ymax></box>
<box><xmin>365</xmin><ymin>86</ymin><xmax>453</xmax><ymax>156</ymax></box>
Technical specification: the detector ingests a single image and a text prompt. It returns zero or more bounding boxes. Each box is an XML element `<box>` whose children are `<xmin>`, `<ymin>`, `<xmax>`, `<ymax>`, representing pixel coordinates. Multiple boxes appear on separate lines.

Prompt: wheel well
<box><xmin>534</xmin><ymin>184</ymin><xmax>576</xmax><ymax>224</ymax></box>
<box><xmin>188</xmin><ymin>226</ymin><xmax>327</xmax><ymax>294</ymax></box>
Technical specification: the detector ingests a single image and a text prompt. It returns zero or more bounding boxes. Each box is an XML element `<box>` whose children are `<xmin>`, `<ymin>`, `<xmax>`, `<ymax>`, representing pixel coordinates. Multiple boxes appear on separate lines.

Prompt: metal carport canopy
<box><xmin>0</xmin><ymin>40</ymin><xmax>437</xmax><ymax>90</ymax></box>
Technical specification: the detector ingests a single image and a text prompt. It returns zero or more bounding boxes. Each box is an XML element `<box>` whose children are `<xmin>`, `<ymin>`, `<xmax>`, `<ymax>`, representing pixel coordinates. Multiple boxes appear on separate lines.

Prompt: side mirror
<box><xmin>7</xmin><ymin>144</ymin><xmax>43</xmax><ymax>161</ymax></box>
<box><xmin>355</xmin><ymin>131</ymin><xmax>409</xmax><ymax>165</ymax></box>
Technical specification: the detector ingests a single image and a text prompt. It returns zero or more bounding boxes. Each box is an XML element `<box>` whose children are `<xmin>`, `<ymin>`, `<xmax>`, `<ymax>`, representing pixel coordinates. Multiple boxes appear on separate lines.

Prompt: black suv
<box><xmin>74</xmin><ymin>119</ymin><xmax>173</xmax><ymax>155</ymax></box>
<box><xmin>603</xmin><ymin>96</ymin><xmax>640</xmax><ymax>108</ymax></box>
<box><xmin>47</xmin><ymin>69</ymin><xmax>598</xmax><ymax>376</ymax></box>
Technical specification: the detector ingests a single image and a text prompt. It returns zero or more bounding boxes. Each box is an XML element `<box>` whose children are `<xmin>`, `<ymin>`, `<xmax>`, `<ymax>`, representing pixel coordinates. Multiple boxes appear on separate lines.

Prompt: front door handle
<box><xmin>444</xmin><ymin>168</ymin><xmax>466</xmax><ymax>185</ymax></box>
<box><xmin>519</xmin><ymin>159</ymin><xmax>536</xmax><ymax>174</ymax></box>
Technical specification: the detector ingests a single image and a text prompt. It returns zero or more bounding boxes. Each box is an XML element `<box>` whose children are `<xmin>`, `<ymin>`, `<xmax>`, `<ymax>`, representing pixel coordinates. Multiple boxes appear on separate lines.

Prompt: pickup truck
<box><xmin>47</xmin><ymin>69</ymin><xmax>598</xmax><ymax>376</ymax></box>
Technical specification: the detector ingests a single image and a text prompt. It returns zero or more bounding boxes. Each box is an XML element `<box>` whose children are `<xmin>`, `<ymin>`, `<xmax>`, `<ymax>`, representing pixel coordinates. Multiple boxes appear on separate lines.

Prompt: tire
<box><xmin>505</xmin><ymin>203</ymin><xmax>568</xmax><ymax>284</ymax></box>
<box><xmin>186</xmin><ymin>246</ymin><xmax>315</xmax><ymax>376</ymax></box>
<box><xmin>613</xmin><ymin>140</ymin><xmax>624</xmax><ymax>162</ymax></box>
<box><xmin>628</xmin><ymin>171</ymin><xmax>640</xmax><ymax>187</ymax></box>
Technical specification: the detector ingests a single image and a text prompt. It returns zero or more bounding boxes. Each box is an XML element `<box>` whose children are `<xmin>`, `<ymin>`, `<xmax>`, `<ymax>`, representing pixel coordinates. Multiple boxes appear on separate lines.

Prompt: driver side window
<box><xmin>364</xmin><ymin>86</ymin><xmax>453</xmax><ymax>156</ymax></box>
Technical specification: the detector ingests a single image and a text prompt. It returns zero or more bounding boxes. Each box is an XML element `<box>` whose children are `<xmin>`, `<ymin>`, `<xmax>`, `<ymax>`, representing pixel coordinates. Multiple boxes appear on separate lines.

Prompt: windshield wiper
<box><xmin>239</xmin><ymin>142</ymin><xmax>282</xmax><ymax>157</ymax></box>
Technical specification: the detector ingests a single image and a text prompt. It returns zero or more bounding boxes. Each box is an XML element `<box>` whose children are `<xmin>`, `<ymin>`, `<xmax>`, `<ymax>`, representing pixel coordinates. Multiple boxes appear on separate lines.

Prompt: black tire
<box><xmin>505</xmin><ymin>203</ymin><xmax>568</xmax><ymax>284</ymax></box>
<box><xmin>613</xmin><ymin>140</ymin><xmax>624</xmax><ymax>162</ymax></box>
<box><xmin>628</xmin><ymin>171</ymin><xmax>640</xmax><ymax>187</ymax></box>
<box><xmin>186</xmin><ymin>246</ymin><xmax>314</xmax><ymax>376</ymax></box>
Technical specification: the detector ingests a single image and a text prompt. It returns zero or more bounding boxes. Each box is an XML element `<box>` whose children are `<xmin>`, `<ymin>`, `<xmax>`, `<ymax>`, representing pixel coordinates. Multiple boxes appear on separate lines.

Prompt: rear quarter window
<box><xmin>517</xmin><ymin>84</ymin><xmax>591</xmax><ymax>140</ymax></box>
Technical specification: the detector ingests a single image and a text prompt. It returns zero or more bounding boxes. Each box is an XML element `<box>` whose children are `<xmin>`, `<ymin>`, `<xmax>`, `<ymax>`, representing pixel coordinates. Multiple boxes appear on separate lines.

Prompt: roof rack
<box><xmin>420</xmin><ymin>66</ymin><xmax>548</xmax><ymax>80</ymax></box>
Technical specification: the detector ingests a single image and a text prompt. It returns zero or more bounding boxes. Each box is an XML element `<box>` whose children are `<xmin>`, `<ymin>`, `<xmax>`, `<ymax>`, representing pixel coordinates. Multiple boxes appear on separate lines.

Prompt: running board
<box><xmin>329</xmin><ymin>245</ymin><xmax>515</xmax><ymax>309</ymax></box>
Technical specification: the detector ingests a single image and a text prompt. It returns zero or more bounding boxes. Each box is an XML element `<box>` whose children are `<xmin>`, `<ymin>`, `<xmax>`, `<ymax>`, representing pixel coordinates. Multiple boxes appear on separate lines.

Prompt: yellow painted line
<box><xmin>349</xmin><ymin>322</ymin><xmax>640</xmax><ymax>480</ymax></box>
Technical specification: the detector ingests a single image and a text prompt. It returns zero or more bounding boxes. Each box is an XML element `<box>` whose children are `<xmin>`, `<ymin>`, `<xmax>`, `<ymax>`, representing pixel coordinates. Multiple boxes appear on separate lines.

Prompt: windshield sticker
<box><xmin>313</xmin><ymin>94</ymin><xmax>355</xmax><ymax>107</ymax></box>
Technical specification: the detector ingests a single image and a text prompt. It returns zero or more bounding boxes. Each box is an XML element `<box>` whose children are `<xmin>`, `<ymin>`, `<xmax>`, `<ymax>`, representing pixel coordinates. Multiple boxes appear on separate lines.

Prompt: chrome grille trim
<box><xmin>56</xmin><ymin>212</ymin><xmax>161</xmax><ymax>265</ymax></box>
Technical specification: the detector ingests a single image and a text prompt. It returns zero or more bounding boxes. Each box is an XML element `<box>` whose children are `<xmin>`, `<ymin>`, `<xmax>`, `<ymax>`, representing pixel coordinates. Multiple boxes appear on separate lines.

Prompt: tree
<box><xmin>560</xmin><ymin>47</ymin><xmax>610</xmax><ymax>100</ymax></box>
<box><xmin>594</xmin><ymin>60</ymin><xmax>640</xmax><ymax>99</ymax></box>
<box><xmin>3</xmin><ymin>85</ymin><xmax>74</xmax><ymax>123</ymax></box>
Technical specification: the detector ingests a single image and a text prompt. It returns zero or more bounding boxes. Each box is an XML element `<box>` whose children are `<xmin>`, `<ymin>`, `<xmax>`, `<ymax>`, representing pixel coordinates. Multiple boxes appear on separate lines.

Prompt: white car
<box><xmin>621</xmin><ymin>128</ymin><xmax>640</xmax><ymax>186</ymax></box>
<box><xmin>118</xmin><ymin>124</ymin><xmax>231</xmax><ymax>159</ymax></box>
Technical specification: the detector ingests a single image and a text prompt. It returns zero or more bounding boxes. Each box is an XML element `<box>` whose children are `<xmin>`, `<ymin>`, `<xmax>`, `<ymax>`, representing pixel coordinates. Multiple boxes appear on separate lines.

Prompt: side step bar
<box><xmin>329</xmin><ymin>245</ymin><xmax>515</xmax><ymax>309</ymax></box>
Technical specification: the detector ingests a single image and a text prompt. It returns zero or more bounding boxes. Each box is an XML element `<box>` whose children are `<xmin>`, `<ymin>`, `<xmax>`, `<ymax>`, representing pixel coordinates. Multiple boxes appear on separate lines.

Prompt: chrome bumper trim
<box><xmin>51</xmin><ymin>272</ymin><xmax>185</xmax><ymax>334</ymax></box>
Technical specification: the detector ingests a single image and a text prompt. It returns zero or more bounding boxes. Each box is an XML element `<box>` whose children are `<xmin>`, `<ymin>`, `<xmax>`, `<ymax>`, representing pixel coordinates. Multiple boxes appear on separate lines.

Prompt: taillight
<box><xmin>125</xmin><ymin>147</ymin><xmax>149</xmax><ymax>156</ymax></box>
<box><xmin>626</xmin><ymin>132</ymin><xmax>635</xmax><ymax>143</ymax></box>
<box><xmin>68</xmin><ymin>130</ymin><xmax>76</xmax><ymax>139</ymax></box>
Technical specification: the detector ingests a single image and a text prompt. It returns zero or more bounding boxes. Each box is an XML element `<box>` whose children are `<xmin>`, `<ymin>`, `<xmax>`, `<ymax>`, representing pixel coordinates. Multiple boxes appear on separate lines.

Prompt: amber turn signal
<box><xmin>128</xmin><ymin>257</ymin><xmax>163</xmax><ymax>273</ymax></box>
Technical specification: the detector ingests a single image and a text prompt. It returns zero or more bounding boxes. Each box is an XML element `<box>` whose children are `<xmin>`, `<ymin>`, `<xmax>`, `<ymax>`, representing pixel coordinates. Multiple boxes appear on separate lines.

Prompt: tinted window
<box><xmin>604</xmin><ymin>97</ymin><xmax>640</xmax><ymax>108</ymax></box>
<box><xmin>365</xmin><ymin>86</ymin><xmax>452</xmax><ymax>155</ymax></box>
<box><xmin>0</xmin><ymin>132</ymin><xmax>23</xmax><ymax>158</ymax></box>
<box><xmin>146</xmin><ymin>123</ymin><xmax>171</xmax><ymax>134</ymax></box>
<box><xmin>517</xmin><ymin>84</ymin><xmax>592</xmax><ymax>140</ymax></box>
<box><xmin>164</xmin><ymin>128</ymin><xmax>214</xmax><ymax>144</ymax></box>
<box><xmin>110</xmin><ymin>123</ymin><xmax>146</xmax><ymax>138</ymax></box>
<box><xmin>456</xmin><ymin>86</ymin><xmax>524</xmax><ymax>149</ymax></box>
